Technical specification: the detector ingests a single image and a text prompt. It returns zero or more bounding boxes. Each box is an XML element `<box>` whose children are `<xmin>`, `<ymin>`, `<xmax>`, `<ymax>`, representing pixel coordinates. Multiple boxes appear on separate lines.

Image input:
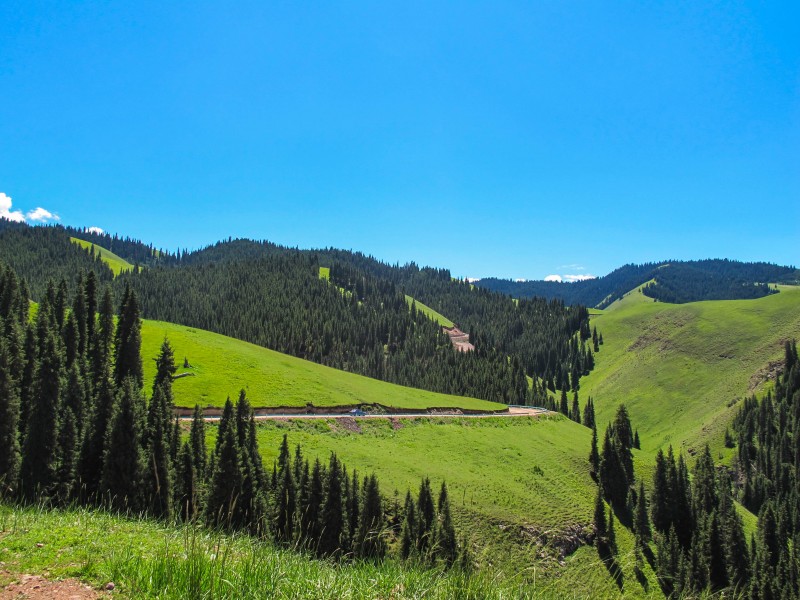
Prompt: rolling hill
<box><xmin>580</xmin><ymin>283</ymin><xmax>800</xmax><ymax>456</ymax></box>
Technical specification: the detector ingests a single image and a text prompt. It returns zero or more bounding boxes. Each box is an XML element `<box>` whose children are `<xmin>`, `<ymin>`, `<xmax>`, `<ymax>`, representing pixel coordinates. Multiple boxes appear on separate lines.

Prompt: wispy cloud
<box><xmin>0</xmin><ymin>192</ymin><xmax>60</xmax><ymax>224</ymax></box>
<box><xmin>0</xmin><ymin>193</ymin><xmax>26</xmax><ymax>222</ymax></box>
<box><xmin>26</xmin><ymin>207</ymin><xmax>60</xmax><ymax>222</ymax></box>
<box><xmin>557</xmin><ymin>263</ymin><xmax>586</xmax><ymax>271</ymax></box>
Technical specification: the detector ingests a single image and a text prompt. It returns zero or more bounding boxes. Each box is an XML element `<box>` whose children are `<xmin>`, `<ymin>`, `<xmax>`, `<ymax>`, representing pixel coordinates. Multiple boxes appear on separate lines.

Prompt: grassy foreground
<box><xmin>582</xmin><ymin>284</ymin><xmax>800</xmax><ymax>455</ymax></box>
<box><xmin>0</xmin><ymin>503</ymin><xmax>599</xmax><ymax>599</ymax></box>
<box><xmin>141</xmin><ymin>319</ymin><xmax>504</xmax><ymax>412</ymax></box>
<box><xmin>70</xmin><ymin>237</ymin><xmax>135</xmax><ymax>276</ymax></box>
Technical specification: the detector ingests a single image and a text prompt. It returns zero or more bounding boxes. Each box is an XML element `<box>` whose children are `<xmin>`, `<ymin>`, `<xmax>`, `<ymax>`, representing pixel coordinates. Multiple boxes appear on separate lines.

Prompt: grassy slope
<box><xmin>238</xmin><ymin>415</ymin><xmax>659</xmax><ymax>597</ymax></box>
<box><xmin>0</xmin><ymin>503</ymin><xmax>575</xmax><ymax>599</ymax></box>
<box><xmin>405</xmin><ymin>295</ymin><xmax>455</xmax><ymax>328</ymax></box>
<box><xmin>582</xmin><ymin>284</ymin><xmax>800</xmax><ymax>455</ymax></box>
<box><xmin>70</xmin><ymin>237</ymin><xmax>134</xmax><ymax>275</ymax></box>
<box><xmin>141</xmin><ymin>319</ymin><xmax>503</xmax><ymax>411</ymax></box>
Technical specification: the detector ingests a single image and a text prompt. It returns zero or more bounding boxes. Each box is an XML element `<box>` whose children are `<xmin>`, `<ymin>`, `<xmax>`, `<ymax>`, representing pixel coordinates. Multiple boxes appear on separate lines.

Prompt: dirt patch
<box><xmin>335</xmin><ymin>417</ymin><xmax>362</xmax><ymax>433</ymax></box>
<box><xmin>749</xmin><ymin>359</ymin><xmax>784</xmax><ymax>393</ymax></box>
<box><xmin>0</xmin><ymin>574</ymin><xmax>101</xmax><ymax>599</ymax></box>
<box><xmin>442</xmin><ymin>326</ymin><xmax>475</xmax><ymax>352</ymax></box>
<box><xmin>388</xmin><ymin>417</ymin><xmax>403</xmax><ymax>430</ymax></box>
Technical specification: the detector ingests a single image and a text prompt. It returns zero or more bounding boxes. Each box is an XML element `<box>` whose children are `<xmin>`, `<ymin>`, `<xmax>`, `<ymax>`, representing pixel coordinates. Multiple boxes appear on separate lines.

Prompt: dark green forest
<box><xmin>0</xmin><ymin>262</ymin><xmax>462</xmax><ymax>566</ymax></box>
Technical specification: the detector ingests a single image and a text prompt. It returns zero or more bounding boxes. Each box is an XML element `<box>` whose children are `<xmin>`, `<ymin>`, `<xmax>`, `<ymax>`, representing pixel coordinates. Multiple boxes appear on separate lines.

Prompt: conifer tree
<box><xmin>570</xmin><ymin>392</ymin><xmax>581</xmax><ymax>424</ymax></box>
<box><xmin>143</xmin><ymin>385</ymin><xmax>172</xmax><ymax>519</ymax></box>
<box><xmin>55</xmin><ymin>406</ymin><xmax>78</xmax><ymax>504</ymax></box>
<box><xmin>78</xmin><ymin>365</ymin><xmax>116</xmax><ymax>498</ymax></box>
<box><xmin>101</xmin><ymin>377</ymin><xmax>145</xmax><ymax>513</ymax></box>
<box><xmin>176</xmin><ymin>440</ymin><xmax>197</xmax><ymax>521</ymax></box>
<box><xmin>0</xmin><ymin>337</ymin><xmax>21</xmax><ymax>496</ymax></box>
<box><xmin>20</xmin><ymin>331</ymin><xmax>63</xmax><ymax>501</ymax></box>
<box><xmin>588</xmin><ymin>426</ymin><xmax>600</xmax><ymax>479</ymax></box>
<box><xmin>583</xmin><ymin>396</ymin><xmax>595</xmax><ymax>430</ymax></box>
<box><xmin>434</xmin><ymin>481</ymin><xmax>457</xmax><ymax>565</ymax></box>
<box><xmin>275</xmin><ymin>434</ymin><xmax>296</xmax><ymax>543</ymax></box>
<box><xmin>400</xmin><ymin>490</ymin><xmax>417</xmax><ymax>560</ymax></box>
<box><xmin>114</xmin><ymin>284</ymin><xmax>143</xmax><ymax>387</ymax></box>
<box><xmin>206</xmin><ymin>416</ymin><xmax>243</xmax><ymax>530</ymax></box>
<box><xmin>319</xmin><ymin>453</ymin><xmax>344</xmax><ymax>556</ymax></box>
<box><xmin>416</xmin><ymin>477</ymin><xmax>436</xmax><ymax>553</ymax></box>
<box><xmin>92</xmin><ymin>287</ymin><xmax>114</xmax><ymax>380</ymax></box>
<box><xmin>300</xmin><ymin>458</ymin><xmax>323</xmax><ymax>548</ymax></box>
<box><xmin>559</xmin><ymin>388</ymin><xmax>569</xmax><ymax>416</ymax></box>
<box><xmin>356</xmin><ymin>474</ymin><xmax>385</xmax><ymax>559</ymax></box>
<box><xmin>634</xmin><ymin>481</ymin><xmax>650</xmax><ymax>546</ymax></box>
<box><xmin>190</xmin><ymin>405</ymin><xmax>207</xmax><ymax>482</ymax></box>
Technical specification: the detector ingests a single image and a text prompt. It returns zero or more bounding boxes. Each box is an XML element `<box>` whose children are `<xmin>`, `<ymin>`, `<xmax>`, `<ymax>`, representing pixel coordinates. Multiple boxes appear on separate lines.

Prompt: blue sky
<box><xmin>1</xmin><ymin>1</ymin><xmax>797</xmax><ymax>280</ymax></box>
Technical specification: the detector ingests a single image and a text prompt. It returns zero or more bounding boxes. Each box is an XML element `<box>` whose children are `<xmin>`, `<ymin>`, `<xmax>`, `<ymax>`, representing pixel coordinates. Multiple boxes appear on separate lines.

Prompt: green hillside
<box><xmin>70</xmin><ymin>237</ymin><xmax>135</xmax><ymax>275</ymax></box>
<box><xmin>223</xmin><ymin>415</ymin><xmax>660</xmax><ymax>597</ymax></box>
<box><xmin>141</xmin><ymin>319</ymin><xmax>504</xmax><ymax>412</ymax></box>
<box><xmin>581</xmin><ymin>283</ymin><xmax>800</xmax><ymax>455</ymax></box>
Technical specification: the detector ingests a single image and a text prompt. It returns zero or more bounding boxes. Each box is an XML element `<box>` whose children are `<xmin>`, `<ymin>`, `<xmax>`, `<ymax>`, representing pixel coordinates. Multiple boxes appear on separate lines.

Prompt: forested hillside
<box><xmin>478</xmin><ymin>259</ymin><xmax>799</xmax><ymax>307</ymax></box>
<box><xmin>0</xmin><ymin>222</ymin><xmax>598</xmax><ymax>405</ymax></box>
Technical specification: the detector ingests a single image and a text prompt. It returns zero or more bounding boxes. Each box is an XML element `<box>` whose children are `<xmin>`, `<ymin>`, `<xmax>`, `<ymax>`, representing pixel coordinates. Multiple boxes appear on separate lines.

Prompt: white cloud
<box><xmin>0</xmin><ymin>193</ymin><xmax>60</xmax><ymax>224</ymax></box>
<box><xmin>87</xmin><ymin>226</ymin><xmax>104</xmax><ymax>235</ymax></box>
<box><xmin>26</xmin><ymin>207</ymin><xmax>60</xmax><ymax>222</ymax></box>
<box><xmin>514</xmin><ymin>278</ymin><xmax>528</xmax><ymax>283</ymax></box>
<box><xmin>0</xmin><ymin>193</ymin><xmax>26</xmax><ymax>222</ymax></box>
<box><xmin>544</xmin><ymin>273</ymin><xmax>598</xmax><ymax>283</ymax></box>
<box><xmin>466</xmin><ymin>277</ymin><xmax>481</xmax><ymax>283</ymax></box>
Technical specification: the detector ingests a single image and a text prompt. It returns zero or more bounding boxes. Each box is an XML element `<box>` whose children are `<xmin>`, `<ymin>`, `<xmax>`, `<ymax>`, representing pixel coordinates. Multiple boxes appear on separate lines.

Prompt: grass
<box><xmin>582</xmin><ymin>284</ymin><xmax>800</xmax><ymax>456</ymax></box>
<box><xmin>0</xmin><ymin>502</ymin><xmax>592</xmax><ymax>599</ymax></box>
<box><xmin>141</xmin><ymin>319</ymin><xmax>504</xmax><ymax>412</ymax></box>
<box><xmin>70</xmin><ymin>237</ymin><xmax>135</xmax><ymax>276</ymax></box>
<box><xmin>194</xmin><ymin>414</ymin><xmax>661</xmax><ymax>597</ymax></box>
<box><xmin>405</xmin><ymin>295</ymin><xmax>455</xmax><ymax>328</ymax></box>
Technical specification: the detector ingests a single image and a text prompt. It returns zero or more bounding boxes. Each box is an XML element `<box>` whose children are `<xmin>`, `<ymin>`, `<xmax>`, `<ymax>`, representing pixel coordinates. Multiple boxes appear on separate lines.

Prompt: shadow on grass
<box><xmin>598</xmin><ymin>542</ymin><xmax>624</xmax><ymax>591</ymax></box>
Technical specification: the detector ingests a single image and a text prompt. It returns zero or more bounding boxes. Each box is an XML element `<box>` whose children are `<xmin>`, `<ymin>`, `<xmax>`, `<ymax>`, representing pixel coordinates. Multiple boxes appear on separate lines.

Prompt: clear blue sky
<box><xmin>1</xmin><ymin>1</ymin><xmax>797</xmax><ymax>279</ymax></box>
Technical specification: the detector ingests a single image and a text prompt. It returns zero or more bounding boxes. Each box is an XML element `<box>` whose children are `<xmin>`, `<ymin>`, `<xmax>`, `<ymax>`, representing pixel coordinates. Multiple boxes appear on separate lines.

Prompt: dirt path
<box><xmin>0</xmin><ymin>573</ymin><xmax>102</xmax><ymax>599</ymax></box>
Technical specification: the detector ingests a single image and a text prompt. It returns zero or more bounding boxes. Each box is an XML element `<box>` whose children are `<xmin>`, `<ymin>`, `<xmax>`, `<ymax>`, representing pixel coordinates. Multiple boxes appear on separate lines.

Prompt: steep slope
<box><xmin>140</xmin><ymin>319</ymin><xmax>504</xmax><ymax>412</ymax></box>
<box><xmin>580</xmin><ymin>284</ymin><xmax>800</xmax><ymax>454</ymax></box>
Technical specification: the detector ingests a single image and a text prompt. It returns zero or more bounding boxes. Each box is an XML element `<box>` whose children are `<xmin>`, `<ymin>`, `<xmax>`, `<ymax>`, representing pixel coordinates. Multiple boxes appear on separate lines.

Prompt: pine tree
<box><xmin>78</xmin><ymin>365</ymin><xmax>116</xmax><ymax>499</ymax></box>
<box><xmin>583</xmin><ymin>396</ymin><xmax>596</xmax><ymax>430</ymax></box>
<box><xmin>101</xmin><ymin>377</ymin><xmax>145</xmax><ymax>513</ymax></box>
<box><xmin>300</xmin><ymin>458</ymin><xmax>323</xmax><ymax>548</ymax></box>
<box><xmin>400</xmin><ymin>490</ymin><xmax>417</xmax><ymax>560</ymax></box>
<box><xmin>570</xmin><ymin>392</ymin><xmax>581</xmax><ymax>424</ymax></box>
<box><xmin>319</xmin><ymin>453</ymin><xmax>344</xmax><ymax>556</ymax></box>
<box><xmin>594</xmin><ymin>488</ymin><xmax>607</xmax><ymax>542</ymax></box>
<box><xmin>634</xmin><ymin>481</ymin><xmax>650</xmax><ymax>546</ymax></box>
<box><xmin>205</xmin><ymin>417</ymin><xmax>243</xmax><ymax>530</ymax></box>
<box><xmin>190</xmin><ymin>405</ymin><xmax>207</xmax><ymax>481</ymax></box>
<box><xmin>589</xmin><ymin>426</ymin><xmax>600</xmax><ymax>480</ymax></box>
<box><xmin>91</xmin><ymin>287</ymin><xmax>114</xmax><ymax>380</ymax></box>
<box><xmin>417</xmin><ymin>477</ymin><xmax>436</xmax><ymax>553</ymax></box>
<box><xmin>275</xmin><ymin>434</ymin><xmax>296</xmax><ymax>543</ymax></box>
<box><xmin>434</xmin><ymin>481</ymin><xmax>457</xmax><ymax>565</ymax></box>
<box><xmin>176</xmin><ymin>440</ymin><xmax>197</xmax><ymax>521</ymax></box>
<box><xmin>143</xmin><ymin>385</ymin><xmax>172</xmax><ymax>519</ymax></box>
<box><xmin>356</xmin><ymin>474</ymin><xmax>385</xmax><ymax>559</ymax></box>
<box><xmin>54</xmin><ymin>406</ymin><xmax>78</xmax><ymax>504</ymax></box>
<box><xmin>113</xmin><ymin>285</ymin><xmax>143</xmax><ymax>387</ymax></box>
<box><xmin>0</xmin><ymin>337</ymin><xmax>21</xmax><ymax>496</ymax></box>
<box><xmin>559</xmin><ymin>388</ymin><xmax>569</xmax><ymax>416</ymax></box>
<box><xmin>20</xmin><ymin>331</ymin><xmax>63</xmax><ymax>501</ymax></box>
